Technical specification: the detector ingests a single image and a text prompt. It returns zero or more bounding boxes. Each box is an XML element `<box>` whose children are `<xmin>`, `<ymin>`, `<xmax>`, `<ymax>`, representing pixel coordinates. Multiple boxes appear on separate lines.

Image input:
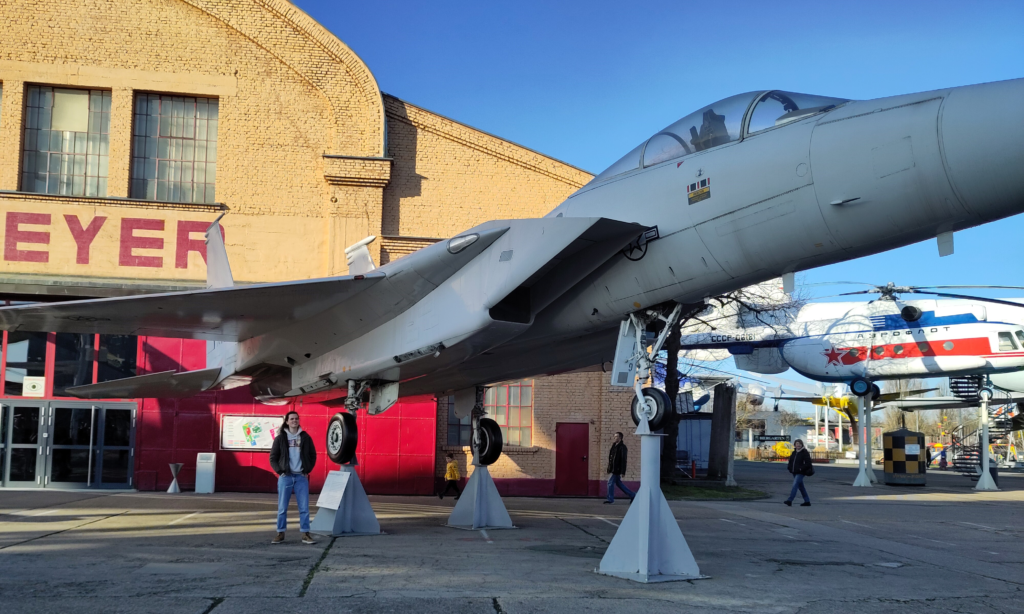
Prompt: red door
<box><xmin>555</xmin><ymin>423</ymin><xmax>589</xmax><ymax>496</ymax></box>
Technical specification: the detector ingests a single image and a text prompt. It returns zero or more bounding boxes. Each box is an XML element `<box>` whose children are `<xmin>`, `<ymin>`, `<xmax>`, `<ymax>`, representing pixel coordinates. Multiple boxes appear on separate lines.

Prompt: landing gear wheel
<box><xmin>850</xmin><ymin>378</ymin><xmax>872</xmax><ymax>397</ymax></box>
<box><xmin>631</xmin><ymin>387</ymin><xmax>670</xmax><ymax>431</ymax></box>
<box><xmin>475</xmin><ymin>417</ymin><xmax>503</xmax><ymax>466</ymax></box>
<box><xmin>326</xmin><ymin>412</ymin><xmax>357</xmax><ymax>465</ymax></box>
<box><xmin>870</xmin><ymin>384</ymin><xmax>881</xmax><ymax>401</ymax></box>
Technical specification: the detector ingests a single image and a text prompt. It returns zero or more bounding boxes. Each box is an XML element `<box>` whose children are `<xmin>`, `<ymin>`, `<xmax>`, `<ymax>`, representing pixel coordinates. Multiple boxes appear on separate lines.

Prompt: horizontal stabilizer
<box><xmin>66</xmin><ymin>367</ymin><xmax>223</xmax><ymax>399</ymax></box>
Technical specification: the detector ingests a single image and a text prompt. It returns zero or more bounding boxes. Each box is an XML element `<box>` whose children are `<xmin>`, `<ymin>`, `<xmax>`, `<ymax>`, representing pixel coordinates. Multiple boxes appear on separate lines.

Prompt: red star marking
<box><xmin>821</xmin><ymin>346</ymin><xmax>847</xmax><ymax>366</ymax></box>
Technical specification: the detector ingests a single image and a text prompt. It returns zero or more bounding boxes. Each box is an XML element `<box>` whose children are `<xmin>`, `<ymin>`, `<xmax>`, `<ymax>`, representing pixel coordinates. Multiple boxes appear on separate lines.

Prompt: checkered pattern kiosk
<box><xmin>883</xmin><ymin>428</ymin><xmax>927</xmax><ymax>486</ymax></box>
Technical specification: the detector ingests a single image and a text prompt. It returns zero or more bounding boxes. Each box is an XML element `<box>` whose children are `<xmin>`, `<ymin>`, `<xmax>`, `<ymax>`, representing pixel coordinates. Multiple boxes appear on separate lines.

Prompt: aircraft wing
<box><xmin>876</xmin><ymin>388</ymin><xmax>939</xmax><ymax>402</ymax></box>
<box><xmin>0</xmin><ymin>224</ymin><xmax>512</xmax><ymax>342</ymax></box>
<box><xmin>878</xmin><ymin>396</ymin><xmax>1024</xmax><ymax>411</ymax></box>
<box><xmin>0</xmin><ymin>274</ymin><xmax>387</xmax><ymax>341</ymax></box>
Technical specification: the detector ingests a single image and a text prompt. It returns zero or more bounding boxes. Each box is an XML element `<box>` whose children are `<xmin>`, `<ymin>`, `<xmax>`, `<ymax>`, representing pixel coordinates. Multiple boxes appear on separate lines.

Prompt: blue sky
<box><xmin>295</xmin><ymin>0</ymin><xmax>1023</xmax><ymax>406</ymax></box>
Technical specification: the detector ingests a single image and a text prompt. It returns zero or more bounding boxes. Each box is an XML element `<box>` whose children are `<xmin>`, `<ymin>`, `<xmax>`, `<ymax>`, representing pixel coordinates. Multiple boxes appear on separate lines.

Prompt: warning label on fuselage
<box><xmin>687</xmin><ymin>178</ymin><xmax>710</xmax><ymax>205</ymax></box>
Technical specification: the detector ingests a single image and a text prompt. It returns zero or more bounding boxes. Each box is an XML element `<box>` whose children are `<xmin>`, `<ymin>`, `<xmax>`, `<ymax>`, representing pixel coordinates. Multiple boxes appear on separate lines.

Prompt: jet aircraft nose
<box><xmin>940</xmin><ymin>78</ymin><xmax>1024</xmax><ymax>222</ymax></box>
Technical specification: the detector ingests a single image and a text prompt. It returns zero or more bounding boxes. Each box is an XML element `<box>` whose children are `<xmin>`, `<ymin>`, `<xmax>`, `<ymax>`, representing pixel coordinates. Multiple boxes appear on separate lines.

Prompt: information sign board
<box><xmin>220</xmin><ymin>415</ymin><xmax>281</xmax><ymax>450</ymax></box>
<box><xmin>757</xmin><ymin>435</ymin><xmax>791</xmax><ymax>442</ymax></box>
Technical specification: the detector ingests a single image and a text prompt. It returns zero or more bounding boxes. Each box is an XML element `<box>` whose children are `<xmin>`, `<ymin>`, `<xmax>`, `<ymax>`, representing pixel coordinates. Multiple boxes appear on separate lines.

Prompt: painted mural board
<box><xmin>220</xmin><ymin>415</ymin><xmax>282</xmax><ymax>450</ymax></box>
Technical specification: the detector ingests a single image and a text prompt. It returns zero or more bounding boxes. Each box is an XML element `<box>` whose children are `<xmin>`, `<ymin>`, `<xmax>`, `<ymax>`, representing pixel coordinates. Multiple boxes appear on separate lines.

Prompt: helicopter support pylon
<box><xmin>853</xmin><ymin>396</ymin><xmax>873</xmax><ymax>488</ymax></box>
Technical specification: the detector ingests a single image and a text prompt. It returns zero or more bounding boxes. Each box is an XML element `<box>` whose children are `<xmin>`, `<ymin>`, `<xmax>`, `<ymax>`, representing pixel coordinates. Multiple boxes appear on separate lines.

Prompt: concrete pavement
<box><xmin>1</xmin><ymin>461</ymin><xmax>1021</xmax><ymax>613</ymax></box>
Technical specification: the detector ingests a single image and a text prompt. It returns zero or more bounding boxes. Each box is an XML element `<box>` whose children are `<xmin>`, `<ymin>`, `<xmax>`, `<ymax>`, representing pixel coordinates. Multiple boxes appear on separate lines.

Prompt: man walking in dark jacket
<box><xmin>605</xmin><ymin>432</ymin><xmax>635</xmax><ymax>504</ymax></box>
<box><xmin>269</xmin><ymin>411</ymin><xmax>317</xmax><ymax>544</ymax></box>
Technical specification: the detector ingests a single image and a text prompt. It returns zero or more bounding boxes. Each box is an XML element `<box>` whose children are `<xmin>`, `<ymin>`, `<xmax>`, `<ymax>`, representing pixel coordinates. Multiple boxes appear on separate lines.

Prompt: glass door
<box><xmin>3</xmin><ymin>402</ymin><xmax>46</xmax><ymax>487</ymax></box>
<box><xmin>43</xmin><ymin>402</ymin><xmax>135</xmax><ymax>489</ymax></box>
<box><xmin>46</xmin><ymin>403</ymin><xmax>97</xmax><ymax>488</ymax></box>
<box><xmin>96</xmin><ymin>404</ymin><xmax>135</xmax><ymax>488</ymax></box>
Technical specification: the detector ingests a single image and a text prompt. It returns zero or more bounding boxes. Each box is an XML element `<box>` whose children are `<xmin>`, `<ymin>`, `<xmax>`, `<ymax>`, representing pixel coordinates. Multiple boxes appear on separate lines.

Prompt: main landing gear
<box><xmin>850</xmin><ymin>378</ymin><xmax>879</xmax><ymax>487</ymax></box>
<box><xmin>326</xmin><ymin>380</ymin><xmax>369</xmax><ymax>465</ymax></box>
<box><xmin>447</xmin><ymin>386</ymin><xmax>513</xmax><ymax>529</ymax></box>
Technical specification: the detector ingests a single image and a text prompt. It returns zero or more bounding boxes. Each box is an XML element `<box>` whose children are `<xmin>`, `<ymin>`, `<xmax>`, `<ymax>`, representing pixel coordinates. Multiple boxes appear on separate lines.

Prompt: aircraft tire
<box><xmin>631</xmin><ymin>387</ymin><xmax>670</xmax><ymax>431</ymax></box>
<box><xmin>475</xmin><ymin>418</ymin><xmax>503</xmax><ymax>465</ymax></box>
<box><xmin>326</xmin><ymin>412</ymin><xmax>358</xmax><ymax>465</ymax></box>
<box><xmin>850</xmin><ymin>378</ymin><xmax>872</xmax><ymax>397</ymax></box>
<box><xmin>871</xmin><ymin>384</ymin><xmax>881</xmax><ymax>401</ymax></box>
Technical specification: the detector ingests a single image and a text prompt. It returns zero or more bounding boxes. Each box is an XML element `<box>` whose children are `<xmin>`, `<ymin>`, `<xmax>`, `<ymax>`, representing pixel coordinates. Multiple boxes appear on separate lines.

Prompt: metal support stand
<box><xmin>865</xmin><ymin>398</ymin><xmax>877</xmax><ymax>484</ymax></box>
<box><xmin>853</xmin><ymin>397</ymin><xmax>872</xmax><ymax>488</ymax></box>
<box><xmin>448</xmin><ymin>388</ymin><xmax>514</xmax><ymax>530</ymax></box>
<box><xmin>598</xmin><ymin>425</ymin><xmax>704</xmax><ymax>582</ymax></box>
<box><xmin>310</xmin><ymin>465</ymin><xmax>381</xmax><ymax>536</ymax></box>
<box><xmin>167</xmin><ymin>463</ymin><xmax>183</xmax><ymax>494</ymax></box>
<box><xmin>975</xmin><ymin>389</ymin><xmax>999</xmax><ymax>491</ymax></box>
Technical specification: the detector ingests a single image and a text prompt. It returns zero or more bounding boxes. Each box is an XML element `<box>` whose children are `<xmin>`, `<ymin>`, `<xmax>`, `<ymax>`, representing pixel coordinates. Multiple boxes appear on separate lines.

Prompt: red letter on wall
<box><xmin>4</xmin><ymin>212</ymin><xmax>51</xmax><ymax>263</ymax></box>
<box><xmin>175</xmin><ymin>220</ymin><xmax>224</xmax><ymax>269</ymax></box>
<box><xmin>119</xmin><ymin>218</ymin><xmax>164</xmax><ymax>268</ymax></box>
<box><xmin>64</xmin><ymin>215</ymin><xmax>107</xmax><ymax>264</ymax></box>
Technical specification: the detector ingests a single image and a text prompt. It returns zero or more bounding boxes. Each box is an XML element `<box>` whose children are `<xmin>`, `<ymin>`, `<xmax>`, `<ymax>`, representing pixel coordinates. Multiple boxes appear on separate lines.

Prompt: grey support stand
<box><xmin>310</xmin><ymin>465</ymin><xmax>381</xmax><ymax>536</ymax></box>
<box><xmin>167</xmin><ymin>463</ymin><xmax>183</xmax><ymax>494</ymax></box>
<box><xmin>447</xmin><ymin>388</ymin><xmax>514</xmax><ymax>530</ymax></box>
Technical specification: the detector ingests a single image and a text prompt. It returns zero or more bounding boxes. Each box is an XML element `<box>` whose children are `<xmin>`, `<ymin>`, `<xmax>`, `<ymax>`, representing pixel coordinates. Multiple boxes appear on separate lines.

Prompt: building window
<box><xmin>131</xmin><ymin>94</ymin><xmax>218</xmax><ymax>204</ymax></box>
<box><xmin>446</xmin><ymin>396</ymin><xmax>471</xmax><ymax>446</ymax></box>
<box><xmin>2</xmin><ymin>331</ymin><xmax>137</xmax><ymax>398</ymax></box>
<box><xmin>485</xmin><ymin>380</ymin><xmax>533</xmax><ymax>447</ymax></box>
<box><xmin>22</xmin><ymin>87</ymin><xmax>111</xmax><ymax>197</ymax></box>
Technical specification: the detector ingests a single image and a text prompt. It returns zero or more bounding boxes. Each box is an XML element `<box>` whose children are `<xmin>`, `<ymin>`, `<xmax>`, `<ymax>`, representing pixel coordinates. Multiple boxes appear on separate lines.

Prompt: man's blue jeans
<box><xmin>277</xmin><ymin>473</ymin><xmax>311</xmax><ymax>532</ymax></box>
<box><xmin>787</xmin><ymin>474</ymin><xmax>809</xmax><ymax>504</ymax></box>
<box><xmin>607</xmin><ymin>474</ymin><xmax>635</xmax><ymax>503</ymax></box>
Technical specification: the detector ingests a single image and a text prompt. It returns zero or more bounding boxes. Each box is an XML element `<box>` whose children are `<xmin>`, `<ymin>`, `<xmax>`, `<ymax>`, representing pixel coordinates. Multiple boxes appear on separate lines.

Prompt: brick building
<box><xmin>0</xmin><ymin>0</ymin><xmax>639</xmax><ymax>495</ymax></box>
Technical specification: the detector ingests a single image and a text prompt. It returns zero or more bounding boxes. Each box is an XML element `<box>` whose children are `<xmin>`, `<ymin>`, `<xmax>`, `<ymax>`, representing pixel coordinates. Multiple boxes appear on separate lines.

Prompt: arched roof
<box><xmin>180</xmin><ymin>0</ymin><xmax>385</xmax><ymax>157</ymax></box>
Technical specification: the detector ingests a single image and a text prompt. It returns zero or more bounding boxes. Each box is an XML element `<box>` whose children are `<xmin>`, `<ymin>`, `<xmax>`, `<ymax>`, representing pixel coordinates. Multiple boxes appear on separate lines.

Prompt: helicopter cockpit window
<box><xmin>590</xmin><ymin>92</ymin><xmax>758</xmax><ymax>182</ymax></box>
<box><xmin>747</xmin><ymin>91</ymin><xmax>849</xmax><ymax>135</ymax></box>
<box><xmin>997</xmin><ymin>332</ymin><xmax>1018</xmax><ymax>351</ymax></box>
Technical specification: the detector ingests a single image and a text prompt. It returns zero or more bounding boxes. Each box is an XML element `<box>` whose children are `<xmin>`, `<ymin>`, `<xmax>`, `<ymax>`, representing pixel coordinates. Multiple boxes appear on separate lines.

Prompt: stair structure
<box><xmin>947</xmin><ymin>377</ymin><xmax>1018</xmax><ymax>482</ymax></box>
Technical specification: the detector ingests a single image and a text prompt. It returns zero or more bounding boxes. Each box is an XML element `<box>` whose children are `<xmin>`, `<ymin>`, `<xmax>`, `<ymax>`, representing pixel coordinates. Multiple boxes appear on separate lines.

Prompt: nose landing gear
<box><xmin>326</xmin><ymin>380</ymin><xmax>369</xmax><ymax>465</ymax></box>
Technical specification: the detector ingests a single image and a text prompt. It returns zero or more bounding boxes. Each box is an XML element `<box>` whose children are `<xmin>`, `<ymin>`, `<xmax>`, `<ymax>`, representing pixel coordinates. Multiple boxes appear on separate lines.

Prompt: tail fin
<box><xmin>344</xmin><ymin>235</ymin><xmax>377</xmax><ymax>275</ymax></box>
<box><xmin>205</xmin><ymin>215</ymin><xmax>239</xmax><ymax>385</ymax></box>
<box><xmin>206</xmin><ymin>213</ymin><xmax>234</xmax><ymax>289</ymax></box>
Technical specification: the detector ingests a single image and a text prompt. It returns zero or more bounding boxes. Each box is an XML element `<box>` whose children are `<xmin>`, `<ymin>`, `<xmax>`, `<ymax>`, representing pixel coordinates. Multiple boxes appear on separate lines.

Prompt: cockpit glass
<box><xmin>1016</xmin><ymin>330</ymin><xmax>1024</xmax><ymax>346</ymax></box>
<box><xmin>592</xmin><ymin>92</ymin><xmax>759</xmax><ymax>182</ymax></box>
<box><xmin>747</xmin><ymin>91</ymin><xmax>849</xmax><ymax>135</ymax></box>
<box><xmin>998</xmin><ymin>332</ymin><xmax>1018</xmax><ymax>351</ymax></box>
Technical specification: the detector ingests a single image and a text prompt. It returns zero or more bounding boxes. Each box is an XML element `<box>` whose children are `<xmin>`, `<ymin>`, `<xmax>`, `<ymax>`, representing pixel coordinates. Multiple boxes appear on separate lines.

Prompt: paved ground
<box><xmin>1</xmin><ymin>461</ymin><xmax>1021</xmax><ymax>613</ymax></box>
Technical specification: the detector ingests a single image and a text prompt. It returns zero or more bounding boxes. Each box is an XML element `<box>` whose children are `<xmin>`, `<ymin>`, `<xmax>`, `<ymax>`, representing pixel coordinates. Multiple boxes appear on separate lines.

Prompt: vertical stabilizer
<box><xmin>206</xmin><ymin>214</ymin><xmax>234</xmax><ymax>289</ymax></box>
<box><xmin>204</xmin><ymin>214</ymin><xmax>238</xmax><ymax>384</ymax></box>
<box><xmin>344</xmin><ymin>236</ymin><xmax>377</xmax><ymax>276</ymax></box>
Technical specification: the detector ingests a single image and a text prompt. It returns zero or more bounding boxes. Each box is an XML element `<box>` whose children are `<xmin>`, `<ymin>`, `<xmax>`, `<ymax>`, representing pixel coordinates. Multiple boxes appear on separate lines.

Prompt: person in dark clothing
<box><xmin>784</xmin><ymin>439</ymin><xmax>813</xmax><ymax>507</ymax></box>
<box><xmin>269</xmin><ymin>411</ymin><xmax>317</xmax><ymax>544</ymax></box>
<box><xmin>438</xmin><ymin>453</ymin><xmax>461</xmax><ymax>500</ymax></box>
<box><xmin>605</xmin><ymin>432</ymin><xmax>635</xmax><ymax>504</ymax></box>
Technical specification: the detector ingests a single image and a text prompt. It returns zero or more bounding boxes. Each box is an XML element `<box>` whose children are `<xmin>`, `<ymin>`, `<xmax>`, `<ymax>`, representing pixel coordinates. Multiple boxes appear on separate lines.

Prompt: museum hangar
<box><xmin>0</xmin><ymin>0</ymin><xmax>640</xmax><ymax>495</ymax></box>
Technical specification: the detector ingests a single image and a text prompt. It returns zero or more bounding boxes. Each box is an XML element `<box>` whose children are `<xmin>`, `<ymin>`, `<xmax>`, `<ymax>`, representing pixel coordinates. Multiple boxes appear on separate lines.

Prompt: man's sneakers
<box><xmin>603</xmin><ymin>500</ymin><xmax>613</xmax><ymax>504</ymax></box>
<box><xmin>783</xmin><ymin>500</ymin><xmax>792</xmax><ymax>506</ymax></box>
<box><xmin>800</xmin><ymin>502</ymin><xmax>811</xmax><ymax>507</ymax></box>
<box><xmin>271</xmin><ymin>532</ymin><xmax>285</xmax><ymax>544</ymax></box>
<box><xmin>301</xmin><ymin>532</ymin><xmax>316</xmax><ymax>544</ymax></box>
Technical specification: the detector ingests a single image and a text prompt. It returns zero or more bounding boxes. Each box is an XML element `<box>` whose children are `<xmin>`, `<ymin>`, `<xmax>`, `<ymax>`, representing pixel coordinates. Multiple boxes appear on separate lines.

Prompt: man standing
<box><xmin>269</xmin><ymin>411</ymin><xmax>316</xmax><ymax>544</ymax></box>
<box><xmin>605</xmin><ymin>432</ymin><xmax>635</xmax><ymax>504</ymax></box>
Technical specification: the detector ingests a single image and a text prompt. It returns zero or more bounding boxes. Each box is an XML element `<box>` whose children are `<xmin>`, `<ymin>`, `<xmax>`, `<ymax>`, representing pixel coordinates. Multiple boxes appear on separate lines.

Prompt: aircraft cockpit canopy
<box><xmin>591</xmin><ymin>90</ymin><xmax>850</xmax><ymax>184</ymax></box>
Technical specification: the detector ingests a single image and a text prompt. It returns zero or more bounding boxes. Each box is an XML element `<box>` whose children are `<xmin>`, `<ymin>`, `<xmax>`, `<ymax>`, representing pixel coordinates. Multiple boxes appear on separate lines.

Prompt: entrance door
<box><xmin>1</xmin><ymin>401</ymin><xmax>135</xmax><ymax>489</ymax></box>
<box><xmin>555</xmin><ymin>423</ymin><xmax>589</xmax><ymax>496</ymax></box>
<box><xmin>3</xmin><ymin>402</ymin><xmax>46</xmax><ymax>487</ymax></box>
<box><xmin>45</xmin><ymin>402</ymin><xmax>135</xmax><ymax>489</ymax></box>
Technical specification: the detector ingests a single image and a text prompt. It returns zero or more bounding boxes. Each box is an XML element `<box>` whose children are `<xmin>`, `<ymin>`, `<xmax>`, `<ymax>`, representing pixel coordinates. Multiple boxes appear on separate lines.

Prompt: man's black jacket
<box><xmin>269</xmin><ymin>429</ymin><xmax>317</xmax><ymax>476</ymax></box>
<box><xmin>607</xmin><ymin>442</ymin><xmax>628</xmax><ymax>476</ymax></box>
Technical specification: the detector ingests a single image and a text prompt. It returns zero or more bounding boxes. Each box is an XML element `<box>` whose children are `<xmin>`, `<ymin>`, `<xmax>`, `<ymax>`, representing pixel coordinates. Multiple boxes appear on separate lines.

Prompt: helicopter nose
<box><xmin>940</xmin><ymin>78</ymin><xmax>1024</xmax><ymax>222</ymax></box>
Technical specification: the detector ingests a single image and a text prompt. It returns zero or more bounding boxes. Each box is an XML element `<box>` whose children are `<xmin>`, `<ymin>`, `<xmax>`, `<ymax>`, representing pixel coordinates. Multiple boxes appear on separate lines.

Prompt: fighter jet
<box><xmin>1</xmin><ymin>79</ymin><xmax>1022</xmax><ymax>465</ymax></box>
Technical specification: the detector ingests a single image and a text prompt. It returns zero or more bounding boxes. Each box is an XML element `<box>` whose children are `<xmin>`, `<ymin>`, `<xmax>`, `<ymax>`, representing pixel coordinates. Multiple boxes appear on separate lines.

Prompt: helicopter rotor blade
<box><xmin>903</xmin><ymin>289</ymin><xmax>1024</xmax><ymax>309</ymax></box>
<box><xmin>913</xmin><ymin>285</ymin><xmax>1024</xmax><ymax>291</ymax></box>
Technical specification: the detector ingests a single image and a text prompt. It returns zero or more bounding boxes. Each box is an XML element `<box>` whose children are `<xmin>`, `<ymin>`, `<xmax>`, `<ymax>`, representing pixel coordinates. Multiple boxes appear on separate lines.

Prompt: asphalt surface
<box><xmin>1</xmin><ymin>461</ymin><xmax>1021</xmax><ymax>613</ymax></box>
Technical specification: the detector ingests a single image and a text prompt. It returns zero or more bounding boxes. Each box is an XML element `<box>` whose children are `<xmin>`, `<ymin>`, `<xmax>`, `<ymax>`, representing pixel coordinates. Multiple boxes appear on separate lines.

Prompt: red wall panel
<box><xmin>134</xmin><ymin>338</ymin><xmax>438</xmax><ymax>495</ymax></box>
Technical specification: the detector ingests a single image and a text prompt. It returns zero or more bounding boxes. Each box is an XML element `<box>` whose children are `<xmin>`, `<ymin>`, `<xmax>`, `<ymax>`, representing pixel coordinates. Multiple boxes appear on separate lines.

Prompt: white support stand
<box><xmin>598</xmin><ymin>430</ymin><xmax>704</xmax><ymax>583</ymax></box>
<box><xmin>865</xmin><ymin>398</ymin><xmax>877</xmax><ymax>484</ymax></box>
<box><xmin>975</xmin><ymin>392</ymin><xmax>999</xmax><ymax>491</ymax></box>
<box><xmin>167</xmin><ymin>463</ymin><xmax>183</xmax><ymax>494</ymax></box>
<box><xmin>446</xmin><ymin>465</ymin><xmax>514</xmax><ymax>530</ymax></box>
<box><xmin>853</xmin><ymin>397</ymin><xmax>872</xmax><ymax>488</ymax></box>
<box><xmin>448</xmin><ymin>401</ymin><xmax>514</xmax><ymax>531</ymax></box>
<box><xmin>310</xmin><ymin>466</ymin><xmax>381</xmax><ymax>536</ymax></box>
